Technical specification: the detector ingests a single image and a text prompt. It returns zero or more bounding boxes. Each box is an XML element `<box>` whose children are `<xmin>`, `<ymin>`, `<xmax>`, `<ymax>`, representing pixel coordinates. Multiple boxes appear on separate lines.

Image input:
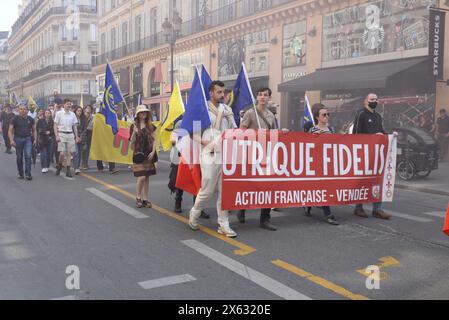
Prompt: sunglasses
<box><xmin>320</xmin><ymin>113</ymin><xmax>330</xmax><ymax>117</ymax></box>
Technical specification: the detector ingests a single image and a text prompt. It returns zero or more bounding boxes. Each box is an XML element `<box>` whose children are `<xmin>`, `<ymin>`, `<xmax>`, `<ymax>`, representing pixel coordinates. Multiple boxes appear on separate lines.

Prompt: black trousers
<box><xmin>174</xmin><ymin>189</ymin><xmax>197</xmax><ymax>205</ymax></box>
<box><xmin>175</xmin><ymin>188</ymin><xmax>183</xmax><ymax>202</ymax></box>
<box><xmin>240</xmin><ymin>208</ymin><xmax>271</xmax><ymax>223</ymax></box>
<box><xmin>2</xmin><ymin>129</ymin><xmax>11</xmax><ymax>150</ymax></box>
<box><xmin>97</xmin><ymin>161</ymin><xmax>115</xmax><ymax>171</ymax></box>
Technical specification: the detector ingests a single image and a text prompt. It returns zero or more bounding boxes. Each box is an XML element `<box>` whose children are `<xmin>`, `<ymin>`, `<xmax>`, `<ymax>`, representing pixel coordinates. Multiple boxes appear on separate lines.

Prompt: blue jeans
<box><xmin>356</xmin><ymin>202</ymin><xmax>382</xmax><ymax>211</ymax></box>
<box><xmin>39</xmin><ymin>139</ymin><xmax>54</xmax><ymax>169</ymax></box>
<box><xmin>73</xmin><ymin>143</ymin><xmax>81</xmax><ymax>170</ymax></box>
<box><xmin>15</xmin><ymin>136</ymin><xmax>32</xmax><ymax>177</ymax></box>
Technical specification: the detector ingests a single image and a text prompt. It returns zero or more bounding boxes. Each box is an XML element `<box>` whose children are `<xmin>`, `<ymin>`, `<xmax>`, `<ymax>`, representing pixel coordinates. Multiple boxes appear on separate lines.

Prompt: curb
<box><xmin>396</xmin><ymin>184</ymin><xmax>449</xmax><ymax>197</ymax></box>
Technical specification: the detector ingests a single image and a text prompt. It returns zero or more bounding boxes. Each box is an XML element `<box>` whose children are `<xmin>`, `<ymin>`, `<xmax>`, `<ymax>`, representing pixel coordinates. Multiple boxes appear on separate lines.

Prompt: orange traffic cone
<box><xmin>443</xmin><ymin>202</ymin><xmax>449</xmax><ymax>236</ymax></box>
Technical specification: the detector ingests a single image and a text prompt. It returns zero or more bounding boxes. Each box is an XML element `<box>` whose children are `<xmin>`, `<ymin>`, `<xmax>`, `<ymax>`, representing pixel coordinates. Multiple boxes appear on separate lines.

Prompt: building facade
<box><xmin>8</xmin><ymin>0</ymin><xmax>98</xmax><ymax>107</ymax></box>
<box><xmin>94</xmin><ymin>0</ymin><xmax>449</xmax><ymax>130</ymax></box>
<box><xmin>0</xmin><ymin>32</ymin><xmax>9</xmax><ymax>104</ymax></box>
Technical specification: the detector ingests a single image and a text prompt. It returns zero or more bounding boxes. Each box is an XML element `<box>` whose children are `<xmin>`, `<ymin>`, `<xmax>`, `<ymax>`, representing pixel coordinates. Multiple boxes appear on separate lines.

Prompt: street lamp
<box><xmin>162</xmin><ymin>10</ymin><xmax>183</xmax><ymax>93</ymax></box>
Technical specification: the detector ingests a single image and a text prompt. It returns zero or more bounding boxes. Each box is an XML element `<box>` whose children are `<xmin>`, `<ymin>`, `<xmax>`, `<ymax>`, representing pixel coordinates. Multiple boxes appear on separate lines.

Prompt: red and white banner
<box><xmin>221</xmin><ymin>130</ymin><xmax>397</xmax><ymax>211</ymax></box>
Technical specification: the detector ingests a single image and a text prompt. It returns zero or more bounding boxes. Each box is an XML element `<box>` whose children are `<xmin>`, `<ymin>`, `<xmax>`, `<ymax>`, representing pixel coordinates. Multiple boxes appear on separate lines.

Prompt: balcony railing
<box><xmin>11</xmin><ymin>0</ymin><xmax>45</xmax><ymax>35</ymax></box>
<box><xmin>95</xmin><ymin>0</ymin><xmax>296</xmax><ymax>66</ymax></box>
<box><xmin>12</xmin><ymin>5</ymin><xmax>97</xmax><ymax>42</ymax></box>
<box><xmin>9</xmin><ymin>64</ymin><xmax>92</xmax><ymax>88</ymax></box>
<box><xmin>97</xmin><ymin>33</ymin><xmax>162</xmax><ymax>65</ymax></box>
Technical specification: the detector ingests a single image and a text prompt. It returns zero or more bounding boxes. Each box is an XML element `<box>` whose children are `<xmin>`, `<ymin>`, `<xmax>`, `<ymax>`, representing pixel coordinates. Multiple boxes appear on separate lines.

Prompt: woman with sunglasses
<box><xmin>308</xmin><ymin>103</ymin><xmax>339</xmax><ymax>225</ymax></box>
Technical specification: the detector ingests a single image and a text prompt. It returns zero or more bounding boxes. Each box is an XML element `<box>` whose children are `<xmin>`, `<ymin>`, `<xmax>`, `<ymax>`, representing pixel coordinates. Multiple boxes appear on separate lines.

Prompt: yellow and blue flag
<box><xmin>232</xmin><ymin>63</ymin><xmax>255</xmax><ymax>127</ymax></box>
<box><xmin>101</xmin><ymin>63</ymin><xmax>123</xmax><ymax>135</ymax></box>
<box><xmin>28</xmin><ymin>96</ymin><xmax>37</xmax><ymax>107</ymax></box>
<box><xmin>160</xmin><ymin>82</ymin><xmax>185</xmax><ymax>151</ymax></box>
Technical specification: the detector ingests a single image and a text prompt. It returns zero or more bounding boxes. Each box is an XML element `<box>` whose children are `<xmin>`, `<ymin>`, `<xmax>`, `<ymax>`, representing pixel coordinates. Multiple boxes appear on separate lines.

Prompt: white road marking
<box><xmin>51</xmin><ymin>295</ymin><xmax>76</xmax><ymax>300</ymax></box>
<box><xmin>0</xmin><ymin>244</ymin><xmax>35</xmax><ymax>261</ymax></box>
<box><xmin>181</xmin><ymin>239</ymin><xmax>312</xmax><ymax>300</ymax></box>
<box><xmin>138</xmin><ymin>274</ymin><xmax>196</xmax><ymax>290</ymax></box>
<box><xmin>86</xmin><ymin>188</ymin><xmax>149</xmax><ymax>219</ymax></box>
<box><xmin>423</xmin><ymin>211</ymin><xmax>447</xmax><ymax>218</ymax></box>
<box><xmin>0</xmin><ymin>230</ymin><xmax>22</xmax><ymax>245</ymax></box>
<box><xmin>355</xmin><ymin>205</ymin><xmax>433</xmax><ymax>223</ymax></box>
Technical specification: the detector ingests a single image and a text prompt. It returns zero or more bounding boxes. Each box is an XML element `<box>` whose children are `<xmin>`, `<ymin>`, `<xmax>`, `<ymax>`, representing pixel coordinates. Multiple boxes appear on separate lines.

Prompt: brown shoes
<box><xmin>354</xmin><ymin>208</ymin><xmax>369</xmax><ymax>218</ymax></box>
<box><xmin>372</xmin><ymin>210</ymin><xmax>392</xmax><ymax>220</ymax></box>
<box><xmin>354</xmin><ymin>207</ymin><xmax>392</xmax><ymax>220</ymax></box>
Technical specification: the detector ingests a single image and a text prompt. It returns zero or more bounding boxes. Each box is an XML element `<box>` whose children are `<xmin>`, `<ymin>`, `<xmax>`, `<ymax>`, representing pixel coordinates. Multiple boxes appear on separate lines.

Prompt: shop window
<box><xmin>218</xmin><ymin>30</ymin><xmax>270</xmax><ymax>78</ymax></box>
<box><xmin>283</xmin><ymin>20</ymin><xmax>306</xmax><ymax>67</ymax></box>
<box><xmin>322</xmin><ymin>0</ymin><xmax>431</xmax><ymax>62</ymax></box>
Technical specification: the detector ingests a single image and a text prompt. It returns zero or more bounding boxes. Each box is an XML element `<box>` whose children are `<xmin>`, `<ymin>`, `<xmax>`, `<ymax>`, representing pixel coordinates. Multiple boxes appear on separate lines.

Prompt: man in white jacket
<box><xmin>188</xmin><ymin>81</ymin><xmax>238</xmax><ymax>238</ymax></box>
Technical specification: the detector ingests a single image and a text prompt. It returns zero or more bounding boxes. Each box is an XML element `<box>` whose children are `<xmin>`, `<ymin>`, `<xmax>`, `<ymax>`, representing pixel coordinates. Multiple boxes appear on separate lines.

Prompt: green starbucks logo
<box><xmin>363</xmin><ymin>5</ymin><xmax>384</xmax><ymax>50</ymax></box>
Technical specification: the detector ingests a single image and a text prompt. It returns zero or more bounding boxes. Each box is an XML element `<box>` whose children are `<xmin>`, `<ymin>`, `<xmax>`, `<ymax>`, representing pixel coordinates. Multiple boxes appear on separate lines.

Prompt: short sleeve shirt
<box><xmin>240</xmin><ymin>108</ymin><xmax>277</xmax><ymax>130</ymax></box>
<box><xmin>54</xmin><ymin>110</ymin><xmax>78</xmax><ymax>132</ymax></box>
<box><xmin>12</xmin><ymin>115</ymin><xmax>35</xmax><ymax>138</ymax></box>
<box><xmin>309</xmin><ymin>126</ymin><xmax>333</xmax><ymax>134</ymax></box>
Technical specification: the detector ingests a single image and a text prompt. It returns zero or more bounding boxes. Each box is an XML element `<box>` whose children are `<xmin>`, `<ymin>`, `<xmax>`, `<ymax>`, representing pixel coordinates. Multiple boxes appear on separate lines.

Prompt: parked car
<box><xmin>394</xmin><ymin>126</ymin><xmax>439</xmax><ymax>181</ymax></box>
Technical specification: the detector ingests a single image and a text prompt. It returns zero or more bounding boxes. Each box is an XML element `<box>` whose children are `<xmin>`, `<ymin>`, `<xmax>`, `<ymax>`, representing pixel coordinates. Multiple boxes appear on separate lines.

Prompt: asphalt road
<box><xmin>0</xmin><ymin>149</ymin><xmax>448</xmax><ymax>300</ymax></box>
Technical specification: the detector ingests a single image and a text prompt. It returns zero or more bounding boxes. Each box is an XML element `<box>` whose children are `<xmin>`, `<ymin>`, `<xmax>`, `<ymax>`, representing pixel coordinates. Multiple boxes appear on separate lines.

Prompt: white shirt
<box><xmin>54</xmin><ymin>109</ymin><xmax>78</xmax><ymax>132</ymax></box>
<box><xmin>28</xmin><ymin>110</ymin><xmax>36</xmax><ymax>119</ymax></box>
<box><xmin>209</xmin><ymin>103</ymin><xmax>237</xmax><ymax>132</ymax></box>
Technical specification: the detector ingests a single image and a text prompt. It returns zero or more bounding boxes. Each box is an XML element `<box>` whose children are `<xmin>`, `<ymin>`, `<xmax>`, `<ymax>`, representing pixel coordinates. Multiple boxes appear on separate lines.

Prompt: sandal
<box><xmin>142</xmin><ymin>200</ymin><xmax>152</xmax><ymax>208</ymax></box>
<box><xmin>136</xmin><ymin>198</ymin><xmax>143</xmax><ymax>208</ymax></box>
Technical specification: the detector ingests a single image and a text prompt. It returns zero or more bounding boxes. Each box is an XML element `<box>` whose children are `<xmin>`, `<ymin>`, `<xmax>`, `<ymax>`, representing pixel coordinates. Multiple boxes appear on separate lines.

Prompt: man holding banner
<box><xmin>238</xmin><ymin>87</ymin><xmax>279</xmax><ymax>231</ymax></box>
<box><xmin>352</xmin><ymin>93</ymin><xmax>393</xmax><ymax>220</ymax></box>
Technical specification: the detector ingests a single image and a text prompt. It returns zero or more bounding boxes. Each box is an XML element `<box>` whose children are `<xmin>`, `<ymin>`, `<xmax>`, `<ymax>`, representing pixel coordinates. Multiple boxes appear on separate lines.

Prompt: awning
<box><xmin>278</xmin><ymin>57</ymin><xmax>431</xmax><ymax>92</ymax></box>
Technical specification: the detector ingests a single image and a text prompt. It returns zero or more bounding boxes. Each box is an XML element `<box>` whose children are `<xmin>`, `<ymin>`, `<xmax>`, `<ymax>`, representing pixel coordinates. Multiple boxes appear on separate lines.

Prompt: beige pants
<box><xmin>189</xmin><ymin>151</ymin><xmax>230</xmax><ymax>228</ymax></box>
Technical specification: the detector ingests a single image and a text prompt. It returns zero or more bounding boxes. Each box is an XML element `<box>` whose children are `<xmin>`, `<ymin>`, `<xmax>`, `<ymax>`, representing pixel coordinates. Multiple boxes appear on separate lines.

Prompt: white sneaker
<box><xmin>217</xmin><ymin>226</ymin><xmax>237</xmax><ymax>238</ymax></box>
<box><xmin>189</xmin><ymin>219</ymin><xmax>199</xmax><ymax>231</ymax></box>
<box><xmin>42</xmin><ymin>168</ymin><xmax>46</xmax><ymax>173</ymax></box>
<box><xmin>75</xmin><ymin>169</ymin><xmax>81</xmax><ymax>175</ymax></box>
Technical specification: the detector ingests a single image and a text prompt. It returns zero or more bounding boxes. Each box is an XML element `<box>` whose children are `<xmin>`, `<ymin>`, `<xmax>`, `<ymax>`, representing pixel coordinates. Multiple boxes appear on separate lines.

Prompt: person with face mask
<box><xmin>352</xmin><ymin>93</ymin><xmax>391</xmax><ymax>220</ymax></box>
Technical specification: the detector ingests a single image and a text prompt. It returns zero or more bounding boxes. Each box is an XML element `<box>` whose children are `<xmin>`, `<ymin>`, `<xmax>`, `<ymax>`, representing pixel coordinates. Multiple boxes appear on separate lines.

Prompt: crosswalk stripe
<box><xmin>51</xmin><ymin>295</ymin><xmax>75</xmax><ymax>300</ymax></box>
<box><xmin>138</xmin><ymin>274</ymin><xmax>196</xmax><ymax>290</ymax></box>
<box><xmin>423</xmin><ymin>211</ymin><xmax>446</xmax><ymax>218</ymax></box>
<box><xmin>86</xmin><ymin>188</ymin><xmax>149</xmax><ymax>219</ymax></box>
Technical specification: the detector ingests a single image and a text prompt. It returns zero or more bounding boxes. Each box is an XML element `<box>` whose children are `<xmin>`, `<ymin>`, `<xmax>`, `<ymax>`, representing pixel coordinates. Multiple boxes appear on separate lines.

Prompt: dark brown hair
<box><xmin>311</xmin><ymin>103</ymin><xmax>327</xmax><ymax>124</ymax></box>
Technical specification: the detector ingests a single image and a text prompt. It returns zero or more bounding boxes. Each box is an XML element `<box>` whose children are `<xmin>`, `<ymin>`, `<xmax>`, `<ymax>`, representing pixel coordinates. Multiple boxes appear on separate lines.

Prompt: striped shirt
<box><xmin>309</xmin><ymin>126</ymin><xmax>333</xmax><ymax>134</ymax></box>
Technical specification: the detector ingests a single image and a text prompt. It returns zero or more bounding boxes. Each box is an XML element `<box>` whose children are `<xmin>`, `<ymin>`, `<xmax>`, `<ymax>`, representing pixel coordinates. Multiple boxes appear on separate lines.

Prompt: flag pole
<box><xmin>106</xmin><ymin>59</ymin><xmax>132</xmax><ymax>118</ymax></box>
<box><xmin>242</xmin><ymin>63</ymin><xmax>261</xmax><ymax>129</ymax></box>
<box><xmin>305</xmin><ymin>94</ymin><xmax>316</xmax><ymax>126</ymax></box>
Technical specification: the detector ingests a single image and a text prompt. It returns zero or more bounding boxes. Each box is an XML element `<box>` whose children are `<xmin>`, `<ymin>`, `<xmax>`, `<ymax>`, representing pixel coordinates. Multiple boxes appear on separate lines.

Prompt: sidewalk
<box><xmin>396</xmin><ymin>161</ymin><xmax>449</xmax><ymax>196</ymax></box>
